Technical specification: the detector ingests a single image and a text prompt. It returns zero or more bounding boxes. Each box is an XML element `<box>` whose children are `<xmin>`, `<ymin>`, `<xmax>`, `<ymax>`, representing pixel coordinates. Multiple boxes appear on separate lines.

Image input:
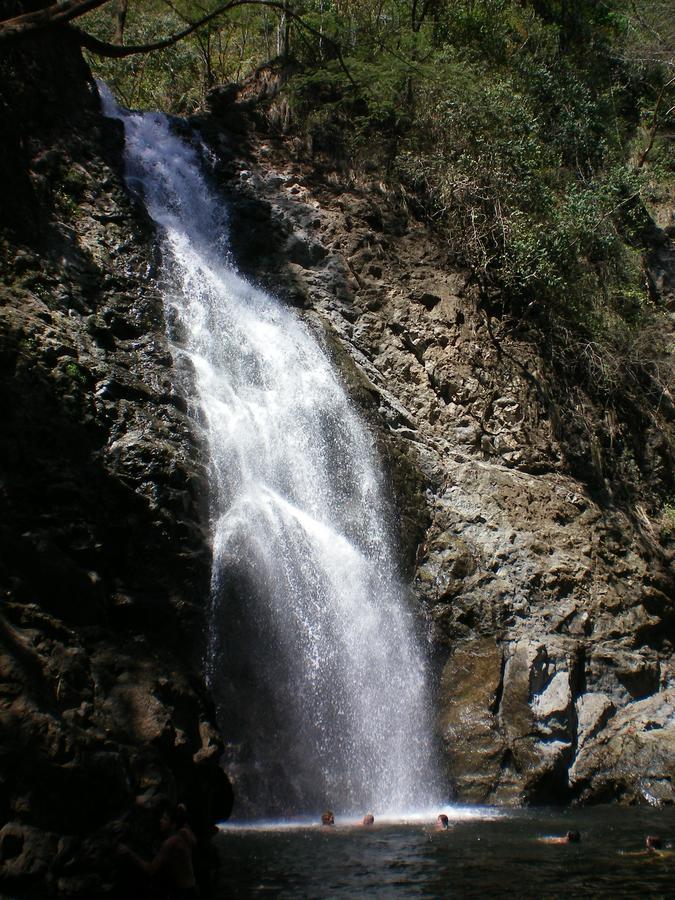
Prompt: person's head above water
<box><xmin>646</xmin><ymin>835</ymin><xmax>662</xmax><ymax>851</ymax></box>
<box><xmin>175</xmin><ymin>803</ymin><xmax>189</xmax><ymax>828</ymax></box>
<box><xmin>156</xmin><ymin>800</ymin><xmax>179</xmax><ymax>834</ymax></box>
<box><xmin>321</xmin><ymin>810</ymin><xmax>335</xmax><ymax>826</ymax></box>
<box><xmin>362</xmin><ymin>814</ymin><xmax>375</xmax><ymax>827</ymax></box>
<box><xmin>538</xmin><ymin>830</ymin><xmax>581</xmax><ymax>845</ymax></box>
<box><xmin>436</xmin><ymin>814</ymin><xmax>449</xmax><ymax>830</ymax></box>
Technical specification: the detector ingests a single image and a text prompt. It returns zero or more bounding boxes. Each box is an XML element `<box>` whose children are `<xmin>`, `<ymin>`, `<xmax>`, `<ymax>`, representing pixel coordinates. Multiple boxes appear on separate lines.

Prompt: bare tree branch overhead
<box><xmin>0</xmin><ymin>0</ymin><xmax>111</xmax><ymax>40</ymax></box>
<box><xmin>0</xmin><ymin>0</ymin><xmax>357</xmax><ymax>85</ymax></box>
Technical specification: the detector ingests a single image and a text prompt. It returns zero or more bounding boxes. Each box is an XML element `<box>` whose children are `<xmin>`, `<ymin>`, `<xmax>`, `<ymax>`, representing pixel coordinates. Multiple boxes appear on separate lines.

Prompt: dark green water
<box><xmin>215</xmin><ymin>807</ymin><xmax>675</xmax><ymax>898</ymax></box>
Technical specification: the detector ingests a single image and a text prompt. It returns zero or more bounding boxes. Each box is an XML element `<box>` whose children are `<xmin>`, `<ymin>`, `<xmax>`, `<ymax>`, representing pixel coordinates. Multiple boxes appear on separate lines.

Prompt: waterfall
<box><xmin>100</xmin><ymin>86</ymin><xmax>438</xmax><ymax>817</ymax></box>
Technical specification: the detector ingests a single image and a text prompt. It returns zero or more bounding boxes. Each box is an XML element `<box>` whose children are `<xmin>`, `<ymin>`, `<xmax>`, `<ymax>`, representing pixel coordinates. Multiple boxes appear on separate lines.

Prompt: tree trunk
<box><xmin>114</xmin><ymin>0</ymin><xmax>128</xmax><ymax>45</ymax></box>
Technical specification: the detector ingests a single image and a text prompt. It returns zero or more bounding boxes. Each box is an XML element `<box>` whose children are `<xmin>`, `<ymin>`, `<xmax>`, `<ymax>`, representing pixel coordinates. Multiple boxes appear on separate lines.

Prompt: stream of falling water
<box><xmin>100</xmin><ymin>86</ymin><xmax>439</xmax><ymax>818</ymax></box>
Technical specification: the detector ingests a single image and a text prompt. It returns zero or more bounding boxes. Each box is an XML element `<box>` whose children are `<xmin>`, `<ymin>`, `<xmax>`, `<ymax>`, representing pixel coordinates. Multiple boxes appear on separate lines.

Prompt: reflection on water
<box><xmin>215</xmin><ymin>807</ymin><xmax>675</xmax><ymax>898</ymax></box>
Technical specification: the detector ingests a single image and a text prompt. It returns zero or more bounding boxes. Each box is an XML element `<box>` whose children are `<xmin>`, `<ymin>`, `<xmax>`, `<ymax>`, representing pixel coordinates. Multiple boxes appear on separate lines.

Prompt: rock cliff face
<box><xmin>200</xmin><ymin>77</ymin><xmax>674</xmax><ymax>808</ymax></box>
<box><xmin>1</xmin><ymin>31</ymin><xmax>673</xmax><ymax>898</ymax></box>
<box><xmin>0</xmin><ymin>33</ymin><xmax>231</xmax><ymax>900</ymax></box>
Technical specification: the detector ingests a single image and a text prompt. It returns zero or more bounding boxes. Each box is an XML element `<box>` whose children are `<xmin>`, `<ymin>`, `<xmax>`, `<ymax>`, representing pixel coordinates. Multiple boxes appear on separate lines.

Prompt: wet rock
<box><xmin>570</xmin><ymin>690</ymin><xmax>675</xmax><ymax>804</ymax></box>
<box><xmin>417</xmin><ymin>531</ymin><xmax>478</xmax><ymax>603</ymax></box>
<box><xmin>286</xmin><ymin>232</ymin><xmax>327</xmax><ymax>268</ymax></box>
<box><xmin>437</xmin><ymin>638</ymin><xmax>505</xmax><ymax>802</ymax></box>
<box><xmin>575</xmin><ymin>692</ymin><xmax>615</xmax><ymax>749</ymax></box>
<box><xmin>586</xmin><ymin>647</ymin><xmax>661</xmax><ymax>703</ymax></box>
<box><xmin>496</xmin><ymin>641</ymin><xmax>572</xmax><ymax>796</ymax></box>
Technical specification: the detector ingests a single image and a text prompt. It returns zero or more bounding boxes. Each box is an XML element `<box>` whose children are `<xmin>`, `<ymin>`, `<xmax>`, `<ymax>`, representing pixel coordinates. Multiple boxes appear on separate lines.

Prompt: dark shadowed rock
<box><xmin>0</xmin><ymin>25</ymin><xmax>231</xmax><ymax>900</ymax></box>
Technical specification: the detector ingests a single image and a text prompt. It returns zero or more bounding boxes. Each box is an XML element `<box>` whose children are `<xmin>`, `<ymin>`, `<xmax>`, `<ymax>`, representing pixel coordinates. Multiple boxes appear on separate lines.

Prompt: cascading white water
<box><xmin>100</xmin><ymin>85</ymin><xmax>438</xmax><ymax>817</ymax></box>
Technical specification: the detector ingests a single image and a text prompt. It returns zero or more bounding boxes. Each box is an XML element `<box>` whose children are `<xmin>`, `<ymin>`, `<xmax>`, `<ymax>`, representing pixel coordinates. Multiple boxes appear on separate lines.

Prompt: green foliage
<box><xmin>84</xmin><ymin>1</ymin><xmax>275</xmax><ymax>113</ymax></box>
<box><xmin>64</xmin><ymin>362</ymin><xmax>87</xmax><ymax>385</ymax></box>
<box><xmin>282</xmin><ymin>3</ymin><xmax>671</xmax><ymax>410</ymax></box>
<box><xmin>661</xmin><ymin>499</ymin><xmax>675</xmax><ymax>540</ymax></box>
<box><xmin>288</xmin><ymin>10</ymin><xmax>653</xmax><ymax>357</ymax></box>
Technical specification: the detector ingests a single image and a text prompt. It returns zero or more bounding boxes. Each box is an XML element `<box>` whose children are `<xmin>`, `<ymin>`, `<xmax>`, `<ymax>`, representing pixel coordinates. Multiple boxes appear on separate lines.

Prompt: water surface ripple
<box><xmin>216</xmin><ymin>807</ymin><xmax>675</xmax><ymax>898</ymax></box>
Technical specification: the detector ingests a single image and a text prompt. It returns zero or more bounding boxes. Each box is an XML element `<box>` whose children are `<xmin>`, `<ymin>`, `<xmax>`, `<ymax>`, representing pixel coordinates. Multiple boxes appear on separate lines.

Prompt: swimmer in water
<box><xmin>361</xmin><ymin>814</ymin><xmax>375</xmax><ymax>827</ymax></box>
<box><xmin>622</xmin><ymin>835</ymin><xmax>673</xmax><ymax>858</ymax></box>
<box><xmin>538</xmin><ymin>830</ymin><xmax>580</xmax><ymax>844</ymax></box>
<box><xmin>320</xmin><ymin>810</ymin><xmax>335</xmax><ymax>827</ymax></box>
<box><xmin>119</xmin><ymin>802</ymin><xmax>198</xmax><ymax>898</ymax></box>
<box><xmin>436</xmin><ymin>814</ymin><xmax>449</xmax><ymax>830</ymax></box>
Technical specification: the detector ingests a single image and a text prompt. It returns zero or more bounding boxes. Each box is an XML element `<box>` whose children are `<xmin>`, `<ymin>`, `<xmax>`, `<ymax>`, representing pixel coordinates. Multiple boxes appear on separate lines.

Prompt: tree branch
<box><xmin>74</xmin><ymin>0</ymin><xmax>243</xmax><ymax>57</ymax></box>
<box><xmin>114</xmin><ymin>0</ymin><xmax>128</xmax><ymax>45</ymax></box>
<box><xmin>0</xmin><ymin>0</ymin><xmax>112</xmax><ymax>42</ymax></box>
<box><xmin>0</xmin><ymin>0</ymin><xmax>357</xmax><ymax>93</ymax></box>
<box><xmin>72</xmin><ymin>0</ymin><xmax>358</xmax><ymax>89</ymax></box>
<box><xmin>637</xmin><ymin>76</ymin><xmax>675</xmax><ymax>168</ymax></box>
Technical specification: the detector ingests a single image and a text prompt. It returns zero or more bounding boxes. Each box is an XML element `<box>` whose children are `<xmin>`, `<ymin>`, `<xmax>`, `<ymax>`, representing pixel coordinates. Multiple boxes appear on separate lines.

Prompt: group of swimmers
<box><xmin>536</xmin><ymin>831</ymin><xmax>670</xmax><ymax>855</ymax></box>
<box><xmin>321</xmin><ymin>811</ymin><xmax>450</xmax><ymax>829</ymax></box>
<box><xmin>320</xmin><ymin>810</ymin><xmax>374</xmax><ymax>827</ymax></box>
<box><xmin>323</xmin><ymin>811</ymin><xmax>573</xmax><ymax>837</ymax></box>
<box><xmin>319</xmin><ymin>812</ymin><xmax>671</xmax><ymax>857</ymax></box>
<box><xmin>118</xmin><ymin>801</ymin><xmax>671</xmax><ymax>898</ymax></box>
<box><xmin>320</xmin><ymin>811</ymin><xmax>473</xmax><ymax>830</ymax></box>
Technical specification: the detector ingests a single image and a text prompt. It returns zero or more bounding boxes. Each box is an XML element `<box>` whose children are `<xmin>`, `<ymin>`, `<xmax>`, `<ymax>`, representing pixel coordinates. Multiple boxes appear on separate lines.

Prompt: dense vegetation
<box><xmin>77</xmin><ymin>1</ymin><xmax>673</xmax><ymax>515</ymax></box>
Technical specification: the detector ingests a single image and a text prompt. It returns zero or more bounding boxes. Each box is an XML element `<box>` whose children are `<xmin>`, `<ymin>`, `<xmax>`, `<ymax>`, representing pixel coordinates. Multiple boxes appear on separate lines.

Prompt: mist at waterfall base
<box><xmin>100</xmin><ymin>85</ymin><xmax>440</xmax><ymax>820</ymax></box>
